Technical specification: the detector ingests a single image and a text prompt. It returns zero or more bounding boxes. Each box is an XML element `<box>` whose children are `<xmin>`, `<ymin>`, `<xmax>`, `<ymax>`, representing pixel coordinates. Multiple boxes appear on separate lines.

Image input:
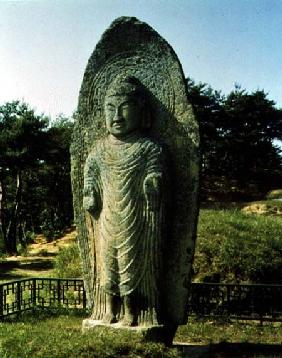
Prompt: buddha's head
<box><xmin>104</xmin><ymin>75</ymin><xmax>150</xmax><ymax>138</ymax></box>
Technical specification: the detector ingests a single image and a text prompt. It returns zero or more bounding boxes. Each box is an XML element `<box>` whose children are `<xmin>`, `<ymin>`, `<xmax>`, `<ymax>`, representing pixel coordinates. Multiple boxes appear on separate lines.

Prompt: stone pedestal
<box><xmin>82</xmin><ymin>319</ymin><xmax>177</xmax><ymax>345</ymax></box>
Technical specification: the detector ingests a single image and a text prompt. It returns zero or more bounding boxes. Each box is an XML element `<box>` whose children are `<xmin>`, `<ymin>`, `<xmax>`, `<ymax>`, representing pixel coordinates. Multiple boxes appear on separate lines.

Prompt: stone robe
<box><xmin>83</xmin><ymin>134</ymin><xmax>166</xmax><ymax>323</ymax></box>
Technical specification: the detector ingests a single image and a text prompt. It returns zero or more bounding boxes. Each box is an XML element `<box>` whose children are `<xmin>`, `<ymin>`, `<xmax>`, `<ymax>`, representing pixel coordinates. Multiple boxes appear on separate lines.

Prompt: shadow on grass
<box><xmin>34</xmin><ymin>252</ymin><xmax>57</xmax><ymax>257</ymax></box>
<box><xmin>2</xmin><ymin>308</ymin><xmax>87</xmax><ymax>324</ymax></box>
<box><xmin>0</xmin><ymin>259</ymin><xmax>54</xmax><ymax>281</ymax></box>
<box><xmin>211</xmin><ymin>342</ymin><xmax>282</xmax><ymax>357</ymax></box>
<box><xmin>0</xmin><ymin>272</ymin><xmax>26</xmax><ymax>281</ymax></box>
<box><xmin>200</xmin><ymin>201</ymin><xmax>246</xmax><ymax>210</ymax></box>
<box><xmin>175</xmin><ymin>342</ymin><xmax>282</xmax><ymax>357</ymax></box>
<box><xmin>0</xmin><ymin>259</ymin><xmax>53</xmax><ymax>271</ymax></box>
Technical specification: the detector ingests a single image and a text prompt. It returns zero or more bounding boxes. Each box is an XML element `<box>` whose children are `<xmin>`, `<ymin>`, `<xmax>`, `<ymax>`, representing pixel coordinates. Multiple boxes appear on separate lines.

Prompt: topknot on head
<box><xmin>105</xmin><ymin>74</ymin><xmax>145</xmax><ymax>100</ymax></box>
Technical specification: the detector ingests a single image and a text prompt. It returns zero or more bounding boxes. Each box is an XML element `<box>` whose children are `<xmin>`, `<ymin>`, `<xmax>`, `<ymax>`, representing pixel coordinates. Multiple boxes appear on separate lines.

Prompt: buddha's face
<box><xmin>104</xmin><ymin>94</ymin><xmax>142</xmax><ymax>138</ymax></box>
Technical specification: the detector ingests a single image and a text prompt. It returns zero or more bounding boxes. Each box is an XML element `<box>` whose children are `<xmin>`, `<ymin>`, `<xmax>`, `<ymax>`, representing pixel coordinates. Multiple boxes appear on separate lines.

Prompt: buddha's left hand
<box><xmin>143</xmin><ymin>173</ymin><xmax>162</xmax><ymax>211</ymax></box>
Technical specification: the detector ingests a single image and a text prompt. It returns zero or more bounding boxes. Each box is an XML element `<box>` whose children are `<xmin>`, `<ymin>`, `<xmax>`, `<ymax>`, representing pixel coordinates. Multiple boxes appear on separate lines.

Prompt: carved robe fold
<box><xmin>83</xmin><ymin>135</ymin><xmax>166</xmax><ymax>324</ymax></box>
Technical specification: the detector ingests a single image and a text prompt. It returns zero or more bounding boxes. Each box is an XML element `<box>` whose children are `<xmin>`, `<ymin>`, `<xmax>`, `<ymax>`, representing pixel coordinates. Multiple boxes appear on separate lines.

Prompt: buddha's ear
<box><xmin>141</xmin><ymin>105</ymin><xmax>152</xmax><ymax>129</ymax></box>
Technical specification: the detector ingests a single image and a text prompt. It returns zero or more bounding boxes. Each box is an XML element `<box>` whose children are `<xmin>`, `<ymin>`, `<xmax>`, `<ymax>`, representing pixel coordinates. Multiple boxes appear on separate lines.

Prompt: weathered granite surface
<box><xmin>71</xmin><ymin>16</ymin><xmax>200</xmax><ymax>342</ymax></box>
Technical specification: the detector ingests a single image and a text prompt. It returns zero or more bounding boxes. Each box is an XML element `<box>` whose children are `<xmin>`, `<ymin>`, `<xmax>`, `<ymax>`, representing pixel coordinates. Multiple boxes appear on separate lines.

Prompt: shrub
<box><xmin>266</xmin><ymin>189</ymin><xmax>282</xmax><ymax>200</ymax></box>
<box><xmin>16</xmin><ymin>242</ymin><xmax>29</xmax><ymax>256</ymax></box>
<box><xmin>53</xmin><ymin>243</ymin><xmax>82</xmax><ymax>278</ymax></box>
<box><xmin>194</xmin><ymin>209</ymin><xmax>282</xmax><ymax>283</ymax></box>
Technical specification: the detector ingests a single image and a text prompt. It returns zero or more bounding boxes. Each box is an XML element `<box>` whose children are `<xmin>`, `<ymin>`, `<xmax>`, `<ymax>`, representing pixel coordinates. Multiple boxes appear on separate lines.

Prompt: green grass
<box><xmin>0</xmin><ymin>311</ymin><xmax>178</xmax><ymax>358</ymax></box>
<box><xmin>176</xmin><ymin>318</ymin><xmax>282</xmax><ymax>345</ymax></box>
<box><xmin>0</xmin><ymin>312</ymin><xmax>281</xmax><ymax>358</ymax></box>
<box><xmin>194</xmin><ymin>208</ymin><xmax>282</xmax><ymax>283</ymax></box>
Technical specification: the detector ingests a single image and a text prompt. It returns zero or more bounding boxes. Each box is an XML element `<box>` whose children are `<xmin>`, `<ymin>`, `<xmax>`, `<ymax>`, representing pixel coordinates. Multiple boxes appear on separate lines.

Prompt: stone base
<box><xmin>82</xmin><ymin>319</ymin><xmax>177</xmax><ymax>344</ymax></box>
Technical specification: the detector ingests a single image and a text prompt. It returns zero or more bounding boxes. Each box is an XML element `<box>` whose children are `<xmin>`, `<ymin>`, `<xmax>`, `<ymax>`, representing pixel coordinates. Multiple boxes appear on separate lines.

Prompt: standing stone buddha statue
<box><xmin>72</xmin><ymin>17</ymin><xmax>200</xmax><ymax>344</ymax></box>
<box><xmin>83</xmin><ymin>74</ymin><xmax>168</xmax><ymax>327</ymax></box>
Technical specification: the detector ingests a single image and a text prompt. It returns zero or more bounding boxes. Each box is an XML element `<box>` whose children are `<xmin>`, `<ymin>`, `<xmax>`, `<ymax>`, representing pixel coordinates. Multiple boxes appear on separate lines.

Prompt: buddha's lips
<box><xmin>112</xmin><ymin>122</ymin><xmax>124</xmax><ymax>128</ymax></box>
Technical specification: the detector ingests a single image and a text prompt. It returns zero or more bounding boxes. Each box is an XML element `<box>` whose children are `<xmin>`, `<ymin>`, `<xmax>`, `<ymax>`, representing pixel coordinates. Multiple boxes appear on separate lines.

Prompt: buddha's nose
<box><xmin>114</xmin><ymin>107</ymin><xmax>123</xmax><ymax>121</ymax></box>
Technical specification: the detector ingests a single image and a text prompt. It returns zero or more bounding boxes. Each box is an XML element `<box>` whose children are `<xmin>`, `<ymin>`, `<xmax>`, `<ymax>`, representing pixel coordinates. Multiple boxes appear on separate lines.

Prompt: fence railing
<box><xmin>0</xmin><ymin>278</ymin><xmax>281</xmax><ymax>321</ymax></box>
<box><xmin>188</xmin><ymin>283</ymin><xmax>282</xmax><ymax>321</ymax></box>
<box><xmin>0</xmin><ymin>278</ymin><xmax>86</xmax><ymax>318</ymax></box>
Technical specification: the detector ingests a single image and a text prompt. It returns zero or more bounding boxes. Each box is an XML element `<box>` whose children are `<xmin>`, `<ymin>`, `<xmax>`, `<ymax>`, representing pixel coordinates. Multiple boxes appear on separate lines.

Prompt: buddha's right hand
<box><xmin>83</xmin><ymin>196</ymin><xmax>97</xmax><ymax>214</ymax></box>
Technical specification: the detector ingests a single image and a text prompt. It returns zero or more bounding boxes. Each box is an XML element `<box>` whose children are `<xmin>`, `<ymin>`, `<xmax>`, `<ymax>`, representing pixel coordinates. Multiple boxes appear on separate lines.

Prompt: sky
<box><xmin>0</xmin><ymin>0</ymin><xmax>282</xmax><ymax>119</ymax></box>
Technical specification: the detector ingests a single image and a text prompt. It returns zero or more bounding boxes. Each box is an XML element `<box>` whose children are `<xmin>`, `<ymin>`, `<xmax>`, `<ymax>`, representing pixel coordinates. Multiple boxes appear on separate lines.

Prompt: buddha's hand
<box><xmin>143</xmin><ymin>173</ymin><xmax>162</xmax><ymax>211</ymax></box>
<box><xmin>83</xmin><ymin>195</ymin><xmax>97</xmax><ymax>215</ymax></box>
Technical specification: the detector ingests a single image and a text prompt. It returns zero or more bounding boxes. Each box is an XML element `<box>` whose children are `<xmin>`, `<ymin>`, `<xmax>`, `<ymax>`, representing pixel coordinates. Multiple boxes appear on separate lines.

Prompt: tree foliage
<box><xmin>187</xmin><ymin>79</ymin><xmax>282</xmax><ymax>200</ymax></box>
<box><xmin>1</xmin><ymin>77</ymin><xmax>281</xmax><ymax>254</ymax></box>
<box><xmin>0</xmin><ymin>101</ymin><xmax>73</xmax><ymax>254</ymax></box>
<box><xmin>37</xmin><ymin>115</ymin><xmax>73</xmax><ymax>239</ymax></box>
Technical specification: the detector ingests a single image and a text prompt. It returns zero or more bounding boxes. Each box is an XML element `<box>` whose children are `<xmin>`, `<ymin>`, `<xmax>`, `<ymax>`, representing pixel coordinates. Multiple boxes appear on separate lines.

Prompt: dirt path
<box><xmin>0</xmin><ymin>228</ymin><xmax>76</xmax><ymax>283</ymax></box>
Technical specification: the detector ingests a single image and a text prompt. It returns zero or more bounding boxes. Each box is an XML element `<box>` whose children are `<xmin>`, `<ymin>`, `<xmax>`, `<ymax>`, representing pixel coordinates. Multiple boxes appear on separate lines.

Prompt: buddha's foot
<box><xmin>101</xmin><ymin>313</ymin><xmax>117</xmax><ymax>324</ymax></box>
<box><xmin>120</xmin><ymin>313</ymin><xmax>135</xmax><ymax>327</ymax></box>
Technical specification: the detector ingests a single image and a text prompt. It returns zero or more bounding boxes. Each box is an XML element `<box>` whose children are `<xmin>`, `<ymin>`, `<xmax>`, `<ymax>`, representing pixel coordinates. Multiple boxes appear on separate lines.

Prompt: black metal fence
<box><xmin>0</xmin><ymin>278</ymin><xmax>281</xmax><ymax>321</ymax></box>
<box><xmin>188</xmin><ymin>283</ymin><xmax>282</xmax><ymax>321</ymax></box>
<box><xmin>0</xmin><ymin>278</ymin><xmax>86</xmax><ymax>319</ymax></box>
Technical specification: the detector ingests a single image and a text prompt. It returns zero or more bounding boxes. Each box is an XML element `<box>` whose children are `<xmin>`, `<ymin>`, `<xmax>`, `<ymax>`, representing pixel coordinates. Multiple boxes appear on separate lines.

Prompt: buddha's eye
<box><xmin>106</xmin><ymin>103</ymin><xmax>115</xmax><ymax>111</ymax></box>
<box><xmin>121</xmin><ymin>100</ymin><xmax>136</xmax><ymax>109</ymax></box>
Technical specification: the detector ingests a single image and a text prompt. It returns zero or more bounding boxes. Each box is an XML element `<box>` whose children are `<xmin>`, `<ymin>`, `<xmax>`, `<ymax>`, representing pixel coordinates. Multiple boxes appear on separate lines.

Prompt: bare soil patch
<box><xmin>241</xmin><ymin>201</ymin><xmax>282</xmax><ymax>216</ymax></box>
<box><xmin>0</xmin><ymin>228</ymin><xmax>76</xmax><ymax>283</ymax></box>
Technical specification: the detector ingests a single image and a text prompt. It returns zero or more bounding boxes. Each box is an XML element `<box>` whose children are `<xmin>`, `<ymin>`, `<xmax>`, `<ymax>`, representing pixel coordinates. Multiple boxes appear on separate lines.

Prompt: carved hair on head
<box><xmin>105</xmin><ymin>74</ymin><xmax>152</xmax><ymax>129</ymax></box>
<box><xmin>105</xmin><ymin>74</ymin><xmax>144</xmax><ymax>100</ymax></box>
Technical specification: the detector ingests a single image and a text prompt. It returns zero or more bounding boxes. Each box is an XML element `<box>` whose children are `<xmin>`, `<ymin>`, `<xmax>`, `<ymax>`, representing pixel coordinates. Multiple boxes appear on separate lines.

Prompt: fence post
<box><xmin>226</xmin><ymin>285</ymin><xmax>230</xmax><ymax>316</ymax></box>
<box><xmin>0</xmin><ymin>284</ymin><xmax>3</xmax><ymax>318</ymax></box>
<box><xmin>32</xmin><ymin>278</ymin><xmax>37</xmax><ymax>309</ymax></box>
<box><xmin>57</xmin><ymin>280</ymin><xmax>61</xmax><ymax>307</ymax></box>
<box><xmin>83</xmin><ymin>285</ymin><xmax>87</xmax><ymax>309</ymax></box>
<box><xmin>16</xmin><ymin>281</ymin><xmax>21</xmax><ymax>313</ymax></box>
